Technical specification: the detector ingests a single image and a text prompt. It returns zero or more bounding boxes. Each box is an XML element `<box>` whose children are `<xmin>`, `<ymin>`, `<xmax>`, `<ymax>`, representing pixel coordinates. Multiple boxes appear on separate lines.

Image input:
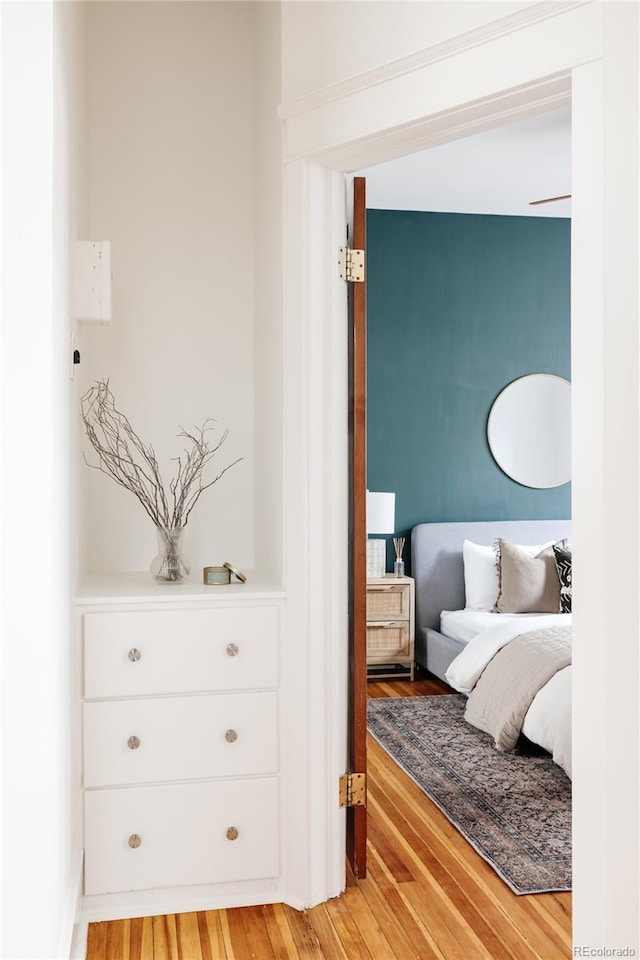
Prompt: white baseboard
<box><xmin>69</xmin><ymin>920</ymin><xmax>89</xmax><ymax>960</ymax></box>
<box><xmin>79</xmin><ymin>876</ymin><xmax>287</xmax><ymax>924</ymax></box>
<box><xmin>58</xmin><ymin>849</ymin><xmax>84</xmax><ymax>959</ymax></box>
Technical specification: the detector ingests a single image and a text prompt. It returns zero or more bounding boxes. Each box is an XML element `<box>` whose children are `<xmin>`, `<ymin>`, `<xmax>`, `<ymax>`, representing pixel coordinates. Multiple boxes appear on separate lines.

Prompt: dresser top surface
<box><xmin>76</xmin><ymin>571</ymin><xmax>285</xmax><ymax>606</ymax></box>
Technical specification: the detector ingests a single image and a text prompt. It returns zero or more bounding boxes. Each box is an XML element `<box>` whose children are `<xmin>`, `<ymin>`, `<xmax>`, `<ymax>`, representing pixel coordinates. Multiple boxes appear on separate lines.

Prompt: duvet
<box><xmin>445</xmin><ymin>614</ymin><xmax>572</xmax><ymax>778</ymax></box>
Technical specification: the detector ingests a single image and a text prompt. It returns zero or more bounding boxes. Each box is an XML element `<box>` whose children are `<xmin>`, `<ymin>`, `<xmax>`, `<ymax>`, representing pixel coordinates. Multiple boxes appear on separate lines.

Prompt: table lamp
<box><xmin>366</xmin><ymin>491</ymin><xmax>395</xmax><ymax>578</ymax></box>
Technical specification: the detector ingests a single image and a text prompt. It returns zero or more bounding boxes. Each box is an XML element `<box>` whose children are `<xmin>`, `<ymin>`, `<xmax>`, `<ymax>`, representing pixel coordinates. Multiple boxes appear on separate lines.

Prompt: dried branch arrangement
<box><xmin>81</xmin><ymin>380</ymin><xmax>242</xmax><ymax>533</ymax></box>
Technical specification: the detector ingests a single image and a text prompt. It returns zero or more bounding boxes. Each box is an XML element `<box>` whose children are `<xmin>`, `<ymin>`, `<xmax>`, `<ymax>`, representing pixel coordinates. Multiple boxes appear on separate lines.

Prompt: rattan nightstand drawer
<box><xmin>366</xmin><ymin>577</ymin><xmax>415</xmax><ymax>680</ymax></box>
<box><xmin>366</xmin><ymin>620</ymin><xmax>410</xmax><ymax>662</ymax></box>
<box><xmin>366</xmin><ymin>583</ymin><xmax>410</xmax><ymax>620</ymax></box>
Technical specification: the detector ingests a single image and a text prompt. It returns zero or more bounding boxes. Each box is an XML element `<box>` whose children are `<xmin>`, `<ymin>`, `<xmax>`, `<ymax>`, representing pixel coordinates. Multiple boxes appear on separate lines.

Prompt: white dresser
<box><xmin>77</xmin><ymin>574</ymin><xmax>284</xmax><ymax>919</ymax></box>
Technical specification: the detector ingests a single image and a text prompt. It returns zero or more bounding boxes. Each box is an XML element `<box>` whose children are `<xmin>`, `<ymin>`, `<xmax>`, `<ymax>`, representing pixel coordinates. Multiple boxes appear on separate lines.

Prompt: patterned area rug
<box><xmin>367</xmin><ymin>694</ymin><xmax>571</xmax><ymax>895</ymax></box>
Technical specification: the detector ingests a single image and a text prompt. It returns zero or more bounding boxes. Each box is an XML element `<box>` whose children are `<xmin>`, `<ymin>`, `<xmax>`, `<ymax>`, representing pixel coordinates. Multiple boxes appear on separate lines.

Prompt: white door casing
<box><xmin>280</xmin><ymin>1</ymin><xmax>640</xmax><ymax>950</ymax></box>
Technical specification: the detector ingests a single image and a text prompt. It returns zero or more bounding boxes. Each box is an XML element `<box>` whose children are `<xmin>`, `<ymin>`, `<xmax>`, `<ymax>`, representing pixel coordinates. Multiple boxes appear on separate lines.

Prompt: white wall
<box><xmin>281</xmin><ymin>0</ymin><xmax>536</xmax><ymax>102</ymax></box>
<box><xmin>1</xmin><ymin>2</ymin><xmax>86</xmax><ymax>956</ymax></box>
<box><xmin>80</xmin><ymin>1</ymin><xmax>256</xmax><ymax>576</ymax></box>
<box><xmin>253</xmin><ymin>2</ymin><xmax>284</xmax><ymax>581</ymax></box>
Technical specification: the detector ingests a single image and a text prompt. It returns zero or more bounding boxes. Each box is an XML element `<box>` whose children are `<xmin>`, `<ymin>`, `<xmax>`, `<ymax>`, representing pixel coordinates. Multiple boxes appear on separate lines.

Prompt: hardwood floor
<box><xmin>86</xmin><ymin>674</ymin><xmax>571</xmax><ymax>959</ymax></box>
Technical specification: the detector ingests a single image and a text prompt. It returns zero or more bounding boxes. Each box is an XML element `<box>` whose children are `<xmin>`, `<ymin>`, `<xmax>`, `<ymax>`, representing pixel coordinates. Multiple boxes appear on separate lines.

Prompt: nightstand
<box><xmin>366</xmin><ymin>575</ymin><xmax>415</xmax><ymax>680</ymax></box>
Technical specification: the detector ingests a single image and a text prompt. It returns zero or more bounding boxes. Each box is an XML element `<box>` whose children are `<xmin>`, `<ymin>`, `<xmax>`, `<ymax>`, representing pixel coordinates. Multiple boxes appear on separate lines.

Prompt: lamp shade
<box><xmin>366</xmin><ymin>491</ymin><xmax>395</xmax><ymax>534</ymax></box>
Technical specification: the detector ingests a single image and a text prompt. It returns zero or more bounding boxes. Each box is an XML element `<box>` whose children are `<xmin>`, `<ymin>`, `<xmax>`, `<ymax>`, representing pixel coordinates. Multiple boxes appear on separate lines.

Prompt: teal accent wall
<box><xmin>366</xmin><ymin>209</ymin><xmax>571</xmax><ymax>573</ymax></box>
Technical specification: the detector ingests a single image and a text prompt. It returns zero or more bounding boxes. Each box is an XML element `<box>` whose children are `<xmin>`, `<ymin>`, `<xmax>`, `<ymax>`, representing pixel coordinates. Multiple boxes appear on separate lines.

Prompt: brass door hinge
<box><xmin>339</xmin><ymin>772</ymin><xmax>366</xmax><ymax>807</ymax></box>
<box><xmin>338</xmin><ymin>247</ymin><xmax>365</xmax><ymax>283</ymax></box>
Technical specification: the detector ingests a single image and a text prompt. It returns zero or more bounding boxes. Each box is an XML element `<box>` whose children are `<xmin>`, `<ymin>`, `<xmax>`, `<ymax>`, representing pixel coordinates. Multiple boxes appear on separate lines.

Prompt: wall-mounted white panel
<box><xmin>76</xmin><ymin>240</ymin><xmax>111</xmax><ymax>322</ymax></box>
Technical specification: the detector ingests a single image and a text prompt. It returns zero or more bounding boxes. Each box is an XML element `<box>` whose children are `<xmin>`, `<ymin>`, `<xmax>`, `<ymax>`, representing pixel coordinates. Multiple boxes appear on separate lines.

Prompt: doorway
<box><xmin>281</xmin><ymin>20</ymin><xmax>640</xmax><ymax>942</ymax></box>
<box><xmin>356</xmin><ymin>104</ymin><xmax>572</xmax><ymax>891</ymax></box>
<box><xmin>356</xmin><ymin>104</ymin><xmax>571</xmax><ymax>926</ymax></box>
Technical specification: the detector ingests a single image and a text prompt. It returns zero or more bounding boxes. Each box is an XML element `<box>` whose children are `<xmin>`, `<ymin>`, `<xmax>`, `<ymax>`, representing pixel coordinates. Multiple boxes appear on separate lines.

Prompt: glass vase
<box><xmin>150</xmin><ymin>526</ymin><xmax>190</xmax><ymax>583</ymax></box>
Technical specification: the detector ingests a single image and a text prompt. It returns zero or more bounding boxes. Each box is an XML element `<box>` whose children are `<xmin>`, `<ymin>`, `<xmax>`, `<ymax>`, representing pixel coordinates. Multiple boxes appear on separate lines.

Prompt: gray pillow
<box><xmin>494</xmin><ymin>539</ymin><xmax>563</xmax><ymax>613</ymax></box>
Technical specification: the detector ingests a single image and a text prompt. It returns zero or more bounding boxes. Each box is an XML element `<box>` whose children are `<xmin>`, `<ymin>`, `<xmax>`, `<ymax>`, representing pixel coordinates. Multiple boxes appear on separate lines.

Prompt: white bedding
<box><xmin>440</xmin><ymin>609</ymin><xmax>551</xmax><ymax>645</ymax></box>
<box><xmin>445</xmin><ymin>613</ymin><xmax>572</xmax><ymax>776</ymax></box>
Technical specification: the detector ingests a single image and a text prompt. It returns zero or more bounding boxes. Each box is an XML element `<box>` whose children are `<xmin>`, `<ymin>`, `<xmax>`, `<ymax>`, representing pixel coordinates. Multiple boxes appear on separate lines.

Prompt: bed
<box><xmin>411</xmin><ymin>519</ymin><xmax>572</xmax><ymax>775</ymax></box>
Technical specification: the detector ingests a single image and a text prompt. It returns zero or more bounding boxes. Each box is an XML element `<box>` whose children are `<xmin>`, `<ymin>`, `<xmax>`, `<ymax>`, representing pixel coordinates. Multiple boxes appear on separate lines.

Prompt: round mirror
<box><xmin>487</xmin><ymin>374</ymin><xmax>571</xmax><ymax>488</ymax></box>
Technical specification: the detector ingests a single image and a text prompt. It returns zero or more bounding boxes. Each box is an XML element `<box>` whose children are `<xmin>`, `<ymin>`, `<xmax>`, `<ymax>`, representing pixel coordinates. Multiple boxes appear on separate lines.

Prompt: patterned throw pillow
<box><xmin>553</xmin><ymin>543</ymin><xmax>572</xmax><ymax>613</ymax></box>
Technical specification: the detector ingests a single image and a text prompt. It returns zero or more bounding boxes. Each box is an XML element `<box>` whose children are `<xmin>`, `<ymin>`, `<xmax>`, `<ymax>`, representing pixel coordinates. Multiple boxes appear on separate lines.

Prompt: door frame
<box><xmin>280</xmin><ymin>3</ymin><xmax>640</xmax><ymax>948</ymax></box>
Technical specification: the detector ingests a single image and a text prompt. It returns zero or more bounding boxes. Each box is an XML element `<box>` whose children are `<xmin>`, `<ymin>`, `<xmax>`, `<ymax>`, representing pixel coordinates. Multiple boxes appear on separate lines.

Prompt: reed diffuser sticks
<box><xmin>393</xmin><ymin>537</ymin><xmax>405</xmax><ymax>559</ymax></box>
<box><xmin>393</xmin><ymin>537</ymin><xmax>405</xmax><ymax>577</ymax></box>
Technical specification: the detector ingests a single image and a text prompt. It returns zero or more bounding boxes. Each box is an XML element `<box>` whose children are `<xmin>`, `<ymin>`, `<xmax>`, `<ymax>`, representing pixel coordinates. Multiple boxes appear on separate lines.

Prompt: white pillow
<box><xmin>463</xmin><ymin>539</ymin><xmax>553</xmax><ymax>611</ymax></box>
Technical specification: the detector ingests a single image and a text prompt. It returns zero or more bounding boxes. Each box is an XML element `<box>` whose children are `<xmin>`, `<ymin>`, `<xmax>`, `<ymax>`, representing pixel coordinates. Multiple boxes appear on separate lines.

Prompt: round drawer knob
<box><xmin>226</xmin><ymin>827</ymin><xmax>239</xmax><ymax>841</ymax></box>
<box><xmin>128</xmin><ymin>648</ymin><xmax>141</xmax><ymax>662</ymax></box>
<box><xmin>128</xmin><ymin>834</ymin><xmax>142</xmax><ymax>849</ymax></box>
<box><xmin>127</xmin><ymin>735</ymin><xmax>141</xmax><ymax>750</ymax></box>
<box><xmin>225</xmin><ymin>729</ymin><xmax>238</xmax><ymax>743</ymax></box>
<box><xmin>226</xmin><ymin>643</ymin><xmax>239</xmax><ymax>657</ymax></box>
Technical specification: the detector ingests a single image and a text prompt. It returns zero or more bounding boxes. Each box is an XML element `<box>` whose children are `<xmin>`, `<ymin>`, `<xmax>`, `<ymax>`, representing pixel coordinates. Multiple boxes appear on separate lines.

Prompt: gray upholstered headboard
<box><xmin>410</xmin><ymin>519</ymin><xmax>572</xmax><ymax>635</ymax></box>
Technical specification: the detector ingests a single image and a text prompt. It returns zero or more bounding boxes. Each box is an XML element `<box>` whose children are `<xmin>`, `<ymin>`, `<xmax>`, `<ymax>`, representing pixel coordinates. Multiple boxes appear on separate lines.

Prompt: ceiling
<box><xmin>357</xmin><ymin>105</ymin><xmax>571</xmax><ymax>218</ymax></box>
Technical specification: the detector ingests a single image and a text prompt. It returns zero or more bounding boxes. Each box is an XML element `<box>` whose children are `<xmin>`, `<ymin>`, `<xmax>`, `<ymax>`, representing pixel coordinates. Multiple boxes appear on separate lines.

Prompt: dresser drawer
<box><xmin>84</xmin><ymin>607</ymin><xmax>278</xmax><ymax>698</ymax></box>
<box><xmin>84</xmin><ymin>777</ymin><xmax>279</xmax><ymax>895</ymax></box>
<box><xmin>84</xmin><ymin>691</ymin><xmax>278</xmax><ymax>787</ymax></box>
<box><xmin>366</xmin><ymin>620</ymin><xmax>410</xmax><ymax>662</ymax></box>
<box><xmin>366</xmin><ymin>583</ymin><xmax>410</xmax><ymax>621</ymax></box>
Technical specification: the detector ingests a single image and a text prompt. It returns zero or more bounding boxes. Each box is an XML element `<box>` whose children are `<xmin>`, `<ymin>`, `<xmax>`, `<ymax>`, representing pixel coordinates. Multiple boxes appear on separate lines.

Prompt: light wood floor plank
<box><xmin>322</xmin><ymin>892</ymin><xmax>377</xmax><ymax>960</ymax></box>
<box><xmin>218</xmin><ymin>912</ymin><xmax>236</xmax><ymax>960</ymax></box>
<box><xmin>366</xmin><ymin>846</ymin><xmax>446</xmax><ymax>960</ymax></box>
<box><xmin>527</xmin><ymin>893</ymin><xmax>573</xmax><ymax>948</ymax></box>
<box><xmin>105</xmin><ymin>919</ymin><xmax>125</xmax><ymax>960</ymax></box>
<box><xmin>86</xmin><ymin>678</ymin><xmax>571</xmax><ymax>960</ymax></box>
<box><xmin>366</xmin><ymin>815</ymin><xmax>416</xmax><ymax>883</ymax></box>
<box><xmin>260</xmin><ymin>903</ymin><xmax>299</xmax><ymax>960</ymax></box>
<box><xmin>122</xmin><ymin>918</ymin><xmax>132</xmax><ymax>960</ymax></box>
<box><xmin>152</xmin><ymin>914</ymin><xmax>179</xmax><ymax>960</ymax></box>
<box><xmin>358</xmin><ymin>846</ymin><xmax>441</xmax><ymax>960</ymax></box>
<box><xmin>282</xmin><ymin>905</ymin><xmax>326</xmax><ymax>959</ymax></box>
<box><xmin>200</xmin><ymin>910</ymin><xmax>227</xmax><ymax>960</ymax></box>
<box><xmin>227</xmin><ymin>905</ymin><xmax>277</xmax><ymax>960</ymax></box>
<box><xmin>87</xmin><ymin>921</ymin><xmax>108</xmax><ymax>960</ymax></box>
<box><xmin>196</xmin><ymin>913</ymin><xmax>214</xmax><ymax>960</ymax></box>
<box><xmin>368</xmin><ymin>787</ymin><xmax>497</xmax><ymax>960</ymax></box>
<box><xmin>140</xmin><ymin>917</ymin><xmax>155</xmax><ymax>960</ymax></box>
<box><xmin>175</xmin><ymin>912</ymin><xmax>203</xmax><ymax>960</ymax></box>
<box><xmin>378</xmin><ymin>836</ymin><xmax>491</xmax><ymax>960</ymax></box>
<box><xmin>262</xmin><ymin>903</ymin><xmax>301</xmax><ymax>960</ymax></box>
<box><xmin>304</xmin><ymin>904</ymin><xmax>351</xmax><ymax>960</ymax></box>
<box><xmin>331</xmin><ymin>878</ymin><xmax>404</xmax><ymax>960</ymax></box>
<box><xmin>510</xmin><ymin>895</ymin><xmax>573</xmax><ymax>959</ymax></box>
<box><xmin>129</xmin><ymin>917</ymin><xmax>144</xmax><ymax>960</ymax></box>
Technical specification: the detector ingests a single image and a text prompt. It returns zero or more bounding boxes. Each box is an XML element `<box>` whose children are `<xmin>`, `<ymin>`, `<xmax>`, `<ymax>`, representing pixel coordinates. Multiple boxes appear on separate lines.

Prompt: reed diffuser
<box><xmin>393</xmin><ymin>537</ymin><xmax>405</xmax><ymax>577</ymax></box>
